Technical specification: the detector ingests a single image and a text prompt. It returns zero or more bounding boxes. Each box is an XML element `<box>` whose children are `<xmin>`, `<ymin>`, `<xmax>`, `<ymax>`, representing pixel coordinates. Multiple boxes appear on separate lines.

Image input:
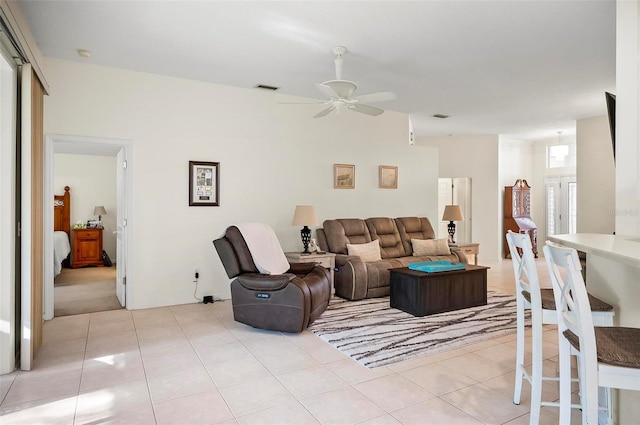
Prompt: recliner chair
<box><xmin>213</xmin><ymin>225</ymin><xmax>331</xmax><ymax>333</ymax></box>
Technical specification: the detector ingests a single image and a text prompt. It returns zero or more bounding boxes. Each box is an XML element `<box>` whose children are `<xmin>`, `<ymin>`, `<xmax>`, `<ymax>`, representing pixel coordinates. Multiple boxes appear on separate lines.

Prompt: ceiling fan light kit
<box><xmin>288</xmin><ymin>45</ymin><xmax>396</xmax><ymax>119</ymax></box>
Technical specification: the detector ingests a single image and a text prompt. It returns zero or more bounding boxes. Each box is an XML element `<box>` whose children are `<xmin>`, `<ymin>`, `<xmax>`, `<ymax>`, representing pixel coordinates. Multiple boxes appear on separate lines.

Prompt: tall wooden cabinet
<box><xmin>72</xmin><ymin>228</ymin><xmax>104</xmax><ymax>268</ymax></box>
<box><xmin>504</xmin><ymin>179</ymin><xmax>538</xmax><ymax>258</ymax></box>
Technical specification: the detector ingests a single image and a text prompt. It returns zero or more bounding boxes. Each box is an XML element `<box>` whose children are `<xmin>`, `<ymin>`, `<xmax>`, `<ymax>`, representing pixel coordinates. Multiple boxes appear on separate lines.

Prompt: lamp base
<box><xmin>300</xmin><ymin>226</ymin><xmax>311</xmax><ymax>254</ymax></box>
<box><xmin>447</xmin><ymin>221</ymin><xmax>457</xmax><ymax>244</ymax></box>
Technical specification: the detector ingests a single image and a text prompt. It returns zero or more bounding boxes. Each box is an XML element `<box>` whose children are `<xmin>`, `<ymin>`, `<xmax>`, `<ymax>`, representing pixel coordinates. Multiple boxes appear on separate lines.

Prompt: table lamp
<box><xmin>93</xmin><ymin>206</ymin><xmax>107</xmax><ymax>228</ymax></box>
<box><xmin>442</xmin><ymin>205</ymin><xmax>464</xmax><ymax>243</ymax></box>
<box><xmin>292</xmin><ymin>205</ymin><xmax>319</xmax><ymax>254</ymax></box>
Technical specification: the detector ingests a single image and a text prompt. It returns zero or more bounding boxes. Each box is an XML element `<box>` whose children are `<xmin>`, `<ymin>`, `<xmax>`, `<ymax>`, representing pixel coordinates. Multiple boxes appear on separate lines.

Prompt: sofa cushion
<box><xmin>411</xmin><ymin>238</ymin><xmax>451</xmax><ymax>256</ymax></box>
<box><xmin>323</xmin><ymin>219</ymin><xmax>372</xmax><ymax>254</ymax></box>
<box><xmin>365</xmin><ymin>217</ymin><xmax>406</xmax><ymax>259</ymax></box>
<box><xmin>347</xmin><ymin>240</ymin><xmax>382</xmax><ymax>262</ymax></box>
<box><xmin>395</xmin><ymin>217</ymin><xmax>437</xmax><ymax>255</ymax></box>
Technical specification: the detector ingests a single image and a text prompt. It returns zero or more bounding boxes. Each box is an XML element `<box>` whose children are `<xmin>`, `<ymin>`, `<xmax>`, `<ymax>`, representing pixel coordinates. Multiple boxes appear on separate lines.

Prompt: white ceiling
<box><xmin>20</xmin><ymin>0</ymin><xmax>616</xmax><ymax>141</ymax></box>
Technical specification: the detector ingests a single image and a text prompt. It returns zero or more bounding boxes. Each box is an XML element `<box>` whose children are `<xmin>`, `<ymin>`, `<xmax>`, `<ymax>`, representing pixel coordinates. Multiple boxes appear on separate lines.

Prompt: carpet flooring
<box><xmin>54</xmin><ymin>266</ymin><xmax>122</xmax><ymax>316</ymax></box>
<box><xmin>309</xmin><ymin>291</ymin><xmax>529</xmax><ymax>368</ymax></box>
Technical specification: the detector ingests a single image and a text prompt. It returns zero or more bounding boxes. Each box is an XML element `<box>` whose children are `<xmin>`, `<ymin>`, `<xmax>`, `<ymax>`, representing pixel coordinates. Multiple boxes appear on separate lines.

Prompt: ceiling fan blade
<box><xmin>354</xmin><ymin>91</ymin><xmax>396</xmax><ymax>104</ymax></box>
<box><xmin>314</xmin><ymin>106</ymin><xmax>336</xmax><ymax>118</ymax></box>
<box><xmin>317</xmin><ymin>80</ymin><xmax>357</xmax><ymax>99</ymax></box>
<box><xmin>349</xmin><ymin>104</ymin><xmax>385</xmax><ymax>116</ymax></box>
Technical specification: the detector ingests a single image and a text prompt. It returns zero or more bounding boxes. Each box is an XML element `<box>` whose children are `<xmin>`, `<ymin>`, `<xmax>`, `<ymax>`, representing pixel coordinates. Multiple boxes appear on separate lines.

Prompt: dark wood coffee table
<box><xmin>389</xmin><ymin>264</ymin><xmax>489</xmax><ymax>316</ymax></box>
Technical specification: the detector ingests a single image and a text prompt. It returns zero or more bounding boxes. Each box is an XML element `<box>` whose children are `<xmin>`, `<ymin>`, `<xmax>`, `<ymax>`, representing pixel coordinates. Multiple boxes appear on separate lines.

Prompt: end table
<box><xmin>285</xmin><ymin>252</ymin><xmax>336</xmax><ymax>292</ymax></box>
<box><xmin>450</xmin><ymin>242</ymin><xmax>479</xmax><ymax>265</ymax></box>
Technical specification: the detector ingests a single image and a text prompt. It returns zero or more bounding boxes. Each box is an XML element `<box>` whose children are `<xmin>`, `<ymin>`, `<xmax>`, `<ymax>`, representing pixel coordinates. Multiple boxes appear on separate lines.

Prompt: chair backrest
<box><xmin>365</xmin><ymin>217</ymin><xmax>405</xmax><ymax>258</ymax></box>
<box><xmin>322</xmin><ymin>219</ymin><xmax>372</xmax><ymax>254</ymax></box>
<box><xmin>506</xmin><ymin>231</ymin><xmax>543</xmax><ymax>309</ymax></box>
<box><xmin>395</xmin><ymin>217</ymin><xmax>436</xmax><ymax>255</ymax></box>
<box><xmin>213</xmin><ymin>226</ymin><xmax>259</xmax><ymax>278</ymax></box>
<box><xmin>542</xmin><ymin>242</ymin><xmax>598</xmax><ymax>383</ymax></box>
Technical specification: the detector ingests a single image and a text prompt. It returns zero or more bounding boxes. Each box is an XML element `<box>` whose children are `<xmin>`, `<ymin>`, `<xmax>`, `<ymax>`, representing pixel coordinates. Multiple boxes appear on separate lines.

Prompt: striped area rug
<box><xmin>309</xmin><ymin>291</ymin><xmax>527</xmax><ymax>368</ymax></box>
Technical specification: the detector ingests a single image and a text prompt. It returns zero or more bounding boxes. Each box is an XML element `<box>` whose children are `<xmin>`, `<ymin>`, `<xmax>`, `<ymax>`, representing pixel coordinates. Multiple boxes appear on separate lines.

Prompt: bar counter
<box><xmin>546</xmin><ymin>233</ymin><xmax>640</xmax><ymax>424</ymax></box>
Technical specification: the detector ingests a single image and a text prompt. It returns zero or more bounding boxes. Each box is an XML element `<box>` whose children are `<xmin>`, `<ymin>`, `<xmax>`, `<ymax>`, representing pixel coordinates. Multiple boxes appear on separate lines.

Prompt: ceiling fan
<box><xmin>287</xmin><ymin>46</ymin><xmax>396</xmax><ymax>118</ymax></box>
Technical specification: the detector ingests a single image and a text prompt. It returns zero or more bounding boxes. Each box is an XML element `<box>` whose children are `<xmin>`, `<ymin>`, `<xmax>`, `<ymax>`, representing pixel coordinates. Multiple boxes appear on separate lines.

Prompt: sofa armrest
<box><xmin>450</xmin><ymin>247</ymin><xmax>469</xmax><ymax>264</ymax></box>
<box><xmin>287</xmin><ymin>262</ymin><xmax>317</xmax><ymax>275</ymax></box>
<box><xmin>334</xmin><ymin>253</ymin><xmax>361</xmax><ymax>266</ymax></box>
<box><xmin>333</xmin><ymin>254</ymin><xmax>369</xmax><ymax>300</ymax></box>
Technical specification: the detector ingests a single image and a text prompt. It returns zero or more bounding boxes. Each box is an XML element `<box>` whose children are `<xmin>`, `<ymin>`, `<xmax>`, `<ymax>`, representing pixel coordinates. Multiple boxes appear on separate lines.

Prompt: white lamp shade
<box><xmin>292</xmin><ymin>205</ymin><xmax>319</xmax><ymax>226</ymax></box>
<box><xmin>93</xmin><ymin>206</ymin><xmax>107</xmax><ymax>216</ymax></box>
<box><xmin>442</xmin><ymin>205</ymin><xmax>464</xmax><ymax>222</ymax></box>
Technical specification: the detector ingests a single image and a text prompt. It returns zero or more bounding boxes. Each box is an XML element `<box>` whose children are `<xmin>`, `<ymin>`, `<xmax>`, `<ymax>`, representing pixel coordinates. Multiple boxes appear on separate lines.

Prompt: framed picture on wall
<box><xmin>334</xmin><ymin>164</ymin><xmax>355</xmax><ymax>189</ymax></box>
<box><xmin>189</xmin><ymin>161</ymin><xmax>220</xmax><ymax>206</ymax></box>
<box><xmin>379</xmin><ymin>165</ymin><xmax>398</xmax><ymax>189</ymax></box>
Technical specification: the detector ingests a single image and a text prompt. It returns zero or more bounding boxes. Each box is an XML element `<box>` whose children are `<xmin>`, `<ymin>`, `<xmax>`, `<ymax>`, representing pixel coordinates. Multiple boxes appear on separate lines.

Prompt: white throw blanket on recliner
<box><xmin>235</xmin><ymin>222</ymin><xmax>290</xmax><ymax>275</ymax></box>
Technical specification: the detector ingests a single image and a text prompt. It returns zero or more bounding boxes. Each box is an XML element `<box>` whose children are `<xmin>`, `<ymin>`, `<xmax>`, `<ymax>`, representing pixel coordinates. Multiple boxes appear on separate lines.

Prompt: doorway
<box><xmin>544</xmin><ymin>175</ymin><xmax>577</xmax><ymax>236</ymax></box>
<box><xmin>43</xmin><ymin>135</ymin><xmax>132</xmax><ymax>320</ymax></box>
<box><xmin>54</xmin><ymin>267</ymin><xmax>119</xmax><ymax>316</ymax></box>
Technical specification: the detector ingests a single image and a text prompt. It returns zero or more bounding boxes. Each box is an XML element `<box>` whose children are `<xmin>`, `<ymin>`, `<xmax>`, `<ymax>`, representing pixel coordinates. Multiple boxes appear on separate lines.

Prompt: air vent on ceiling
<box><xmin>432</xmin><ymin>114</ymin><xmax>450</xmax><ymax>119</ymax></box>
<box><xmin>254</xmin><ymin>84</ymin><xmax>280</xmax><ymax>91</ymax></box>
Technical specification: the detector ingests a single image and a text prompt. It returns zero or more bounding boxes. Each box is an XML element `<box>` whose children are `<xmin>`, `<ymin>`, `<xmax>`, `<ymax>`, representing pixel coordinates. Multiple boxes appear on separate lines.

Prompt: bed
<box><xmin>54</xmin><ymin>186</ymin><xmax>71</xmax><ymax>277</ymax></box>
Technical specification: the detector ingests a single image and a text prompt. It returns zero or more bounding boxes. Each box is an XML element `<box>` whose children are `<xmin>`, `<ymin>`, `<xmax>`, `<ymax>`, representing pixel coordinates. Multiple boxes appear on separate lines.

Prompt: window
<box><xmin>547</xmin><ymin>144</ymin><xmax>576</xmax><ymax>168</ymax></box>
<box><xmin>546</xmin><ymin>184</ymin><xmax>555</xmax><ymax>235</ymax></box>
<box><xmin>568</xmin><ymin>182</ymin><xmax>577</xmax><ymax>234</ymax></box>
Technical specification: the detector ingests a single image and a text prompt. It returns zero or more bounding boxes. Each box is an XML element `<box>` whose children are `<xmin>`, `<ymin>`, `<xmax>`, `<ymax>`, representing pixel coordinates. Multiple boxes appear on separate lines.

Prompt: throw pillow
<box><xmin>347</xmin><ymin>240</ymin><xmax>382</xmax><ymax>262</ymax></box>
<box><xmin>411</xmin><ymin>238</ymin><xmax>451</xmax><ymax>256</ymax></box>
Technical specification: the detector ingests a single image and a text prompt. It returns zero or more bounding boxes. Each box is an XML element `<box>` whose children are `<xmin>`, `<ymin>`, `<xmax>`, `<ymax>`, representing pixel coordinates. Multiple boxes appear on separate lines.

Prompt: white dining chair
<box><xmin>543</xmin><ymin>242</ymin><xmax>640</xmax><ymax>425</ymax></box>
<box><xmin>506</xmin><ymin>231</ymin><xmax>614</xmax><ymax>425</ymax></box>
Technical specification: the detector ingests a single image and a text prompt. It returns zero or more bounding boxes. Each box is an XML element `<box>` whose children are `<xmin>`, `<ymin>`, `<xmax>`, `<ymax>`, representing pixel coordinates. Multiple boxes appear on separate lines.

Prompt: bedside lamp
<box><xmin>442</xmin><ymin>205</ymin><xmax>464</xmax><ymax>244</ymax></box>
<box><xmin>93</xmin><ymin>206</ymin><xmax>107</xmax><ymax>228</ymax></box>
<box><xmin>292</xmin><ymin>205</ymin><xmax>319</xmax><ymax>255</ymax></box>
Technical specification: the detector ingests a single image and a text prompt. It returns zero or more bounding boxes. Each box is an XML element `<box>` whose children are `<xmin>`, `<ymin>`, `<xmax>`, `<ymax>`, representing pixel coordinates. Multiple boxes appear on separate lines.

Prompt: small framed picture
<box><xmin>379</xmin><ymin>165</ymin><xmax>398</xmax><ymax>189</ymax></box>
<box><xmin>189</xmin><ymin>161</ymin><xmax>220</xmax><ymax>206</ymax></box>
<box><xmin>334</xmin><ymin>164</ymin><xmax>355</xmax><ymax>189</ymax></box>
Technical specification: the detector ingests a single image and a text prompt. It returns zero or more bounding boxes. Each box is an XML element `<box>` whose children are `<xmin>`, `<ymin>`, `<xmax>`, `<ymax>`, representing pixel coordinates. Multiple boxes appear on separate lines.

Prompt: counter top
<box><xmin>547</xmin><ymin>233</ymin><xmax>640</xmax><ymax>268</ymax></box>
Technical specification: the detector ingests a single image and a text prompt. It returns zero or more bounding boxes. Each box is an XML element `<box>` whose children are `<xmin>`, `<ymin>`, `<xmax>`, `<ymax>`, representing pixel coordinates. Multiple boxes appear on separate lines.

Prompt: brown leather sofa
<box><xmin>317</xmin><ymin>217</ymin><xmax>468</xmax><ymax>300</ymax></box>
<box><xmin>213</xmin><ymin>226</ymin><xmax>331</xmax><ymax>333</ymax></box>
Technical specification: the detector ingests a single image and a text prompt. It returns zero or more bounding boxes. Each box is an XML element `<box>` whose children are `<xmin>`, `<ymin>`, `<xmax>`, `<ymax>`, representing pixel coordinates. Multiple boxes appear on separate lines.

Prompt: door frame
<box><xmin>43</xmin><ymin>134</ymin><xmax>133</xmax><ymax>319</ymax></box>
<box><xmin>0</xmin><ymin>42</ymin><xmax>18</xmax><ymax>374</ymax></box>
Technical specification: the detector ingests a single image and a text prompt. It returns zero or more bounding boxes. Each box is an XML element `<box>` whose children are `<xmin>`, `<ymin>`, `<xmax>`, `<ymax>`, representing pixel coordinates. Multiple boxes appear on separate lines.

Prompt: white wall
<box><xmin>499</xmin><ymin>137</ymin><xmax>534</xmax><ymax>190</ymax></box>
<box><xmin>498</xmin><ymin>136</ymin><xmax>536</xmax><ymax>257</ymax></box>
<box><xmin>417</xmin><ymin>135</ymin><xmax>501</xmax><ymax>261</ymax></box>
<box><xmin>54</xmin><ymin>153</ymin><xmax>117</xmax><ymax>258</ymax></box>
<box><xmin>615</xmin><ymin>0</ymin><xmax>640</xmax><ymax>238</ymax></box>
<box><xmin>43</xmin><ymin>58</ymin><xmax>439</xmax><ymax>309</ymax></box>
<box><xmin>576</xmin><ymin>115</ymin><xmax>615</xmax><ymax>234</ymax></box>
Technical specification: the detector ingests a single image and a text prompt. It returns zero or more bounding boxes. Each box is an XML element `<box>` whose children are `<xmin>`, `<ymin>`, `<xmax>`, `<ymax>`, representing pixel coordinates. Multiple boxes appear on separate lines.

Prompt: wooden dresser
<box><xmin>504</xmin><ymin>179</ymin><xmax>538</xmax><ymax>258</ymax></box>
<box><xmin>72</xmin><ymin>228</ymin><xmax>104</xmax><ymax>268</ymax></box>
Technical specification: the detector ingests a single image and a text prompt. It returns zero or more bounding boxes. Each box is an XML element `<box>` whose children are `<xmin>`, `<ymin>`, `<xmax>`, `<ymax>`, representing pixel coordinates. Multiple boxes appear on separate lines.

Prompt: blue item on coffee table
<box><xmin>408</xmin><ymin>260</ymin><xmax>466</xmax><ymax>273</ymax></box>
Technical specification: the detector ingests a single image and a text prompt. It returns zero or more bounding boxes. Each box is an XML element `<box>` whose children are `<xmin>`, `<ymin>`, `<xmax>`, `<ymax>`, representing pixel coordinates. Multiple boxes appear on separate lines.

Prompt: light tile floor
<box><xmin>0</xmin><ymin>259</ymin><xmax>583</xmax><ymax>424</ymax></box>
